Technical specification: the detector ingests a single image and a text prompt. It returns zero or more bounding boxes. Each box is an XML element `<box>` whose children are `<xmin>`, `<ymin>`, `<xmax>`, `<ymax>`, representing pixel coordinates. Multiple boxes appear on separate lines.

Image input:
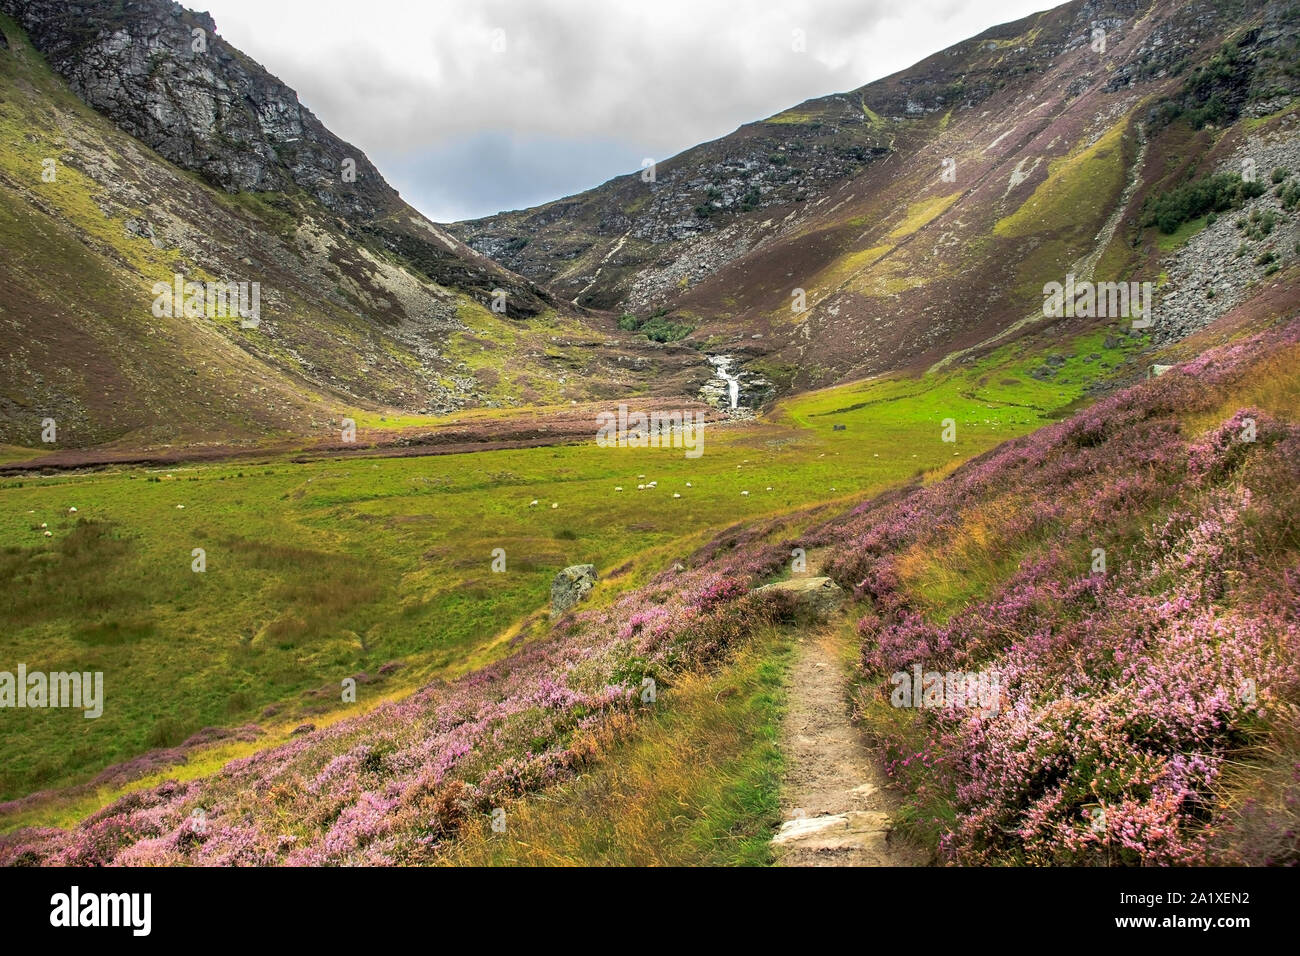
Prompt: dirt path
<box><xmin>772</xmin><ymin>555</ymin><xmax>925</xmax><ymax>866</ymax></box>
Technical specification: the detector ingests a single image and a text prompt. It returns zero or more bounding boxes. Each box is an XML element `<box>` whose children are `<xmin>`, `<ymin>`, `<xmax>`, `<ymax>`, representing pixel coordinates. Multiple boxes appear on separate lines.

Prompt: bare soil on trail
<box><xmin>773</xmin><ymin>555</ymin><xmax>927</xmax><ymax>866</ymax></box>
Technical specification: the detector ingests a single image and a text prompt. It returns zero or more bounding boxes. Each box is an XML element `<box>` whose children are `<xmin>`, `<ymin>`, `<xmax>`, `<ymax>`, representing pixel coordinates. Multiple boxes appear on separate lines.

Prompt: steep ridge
<box><xmin>452</xmin><ymin>0</ymin><xmax>1300</xmax><ymax>392</ymax></box>
<box><xmin>1</xmin><ymin>0</ymin><xmax>541</xmax><ymax>309</ymax></box>
<box><xmin>0</xmin><ymin>4</ymin><xmax>703</xmax><ymax>449</ymax></box>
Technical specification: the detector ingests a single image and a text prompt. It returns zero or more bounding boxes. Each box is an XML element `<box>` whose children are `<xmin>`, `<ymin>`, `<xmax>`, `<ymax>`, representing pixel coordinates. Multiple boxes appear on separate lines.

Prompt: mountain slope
<box><xmin>0</xmin><ymin>3</ymin><xmax>702</xmax><ymax>449</ymax></box>
<box><xmin>452</xmin><ymin>0</ymin><xmax>1300</xmax><ymax>392</ymax></box>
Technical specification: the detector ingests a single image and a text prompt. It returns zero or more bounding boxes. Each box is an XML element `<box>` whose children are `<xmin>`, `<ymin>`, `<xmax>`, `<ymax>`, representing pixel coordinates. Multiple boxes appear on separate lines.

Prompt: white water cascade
<box><xmin>708</xmin><ymin>355</ymin><xmax>741</xmax><ymax>410</ymax></box>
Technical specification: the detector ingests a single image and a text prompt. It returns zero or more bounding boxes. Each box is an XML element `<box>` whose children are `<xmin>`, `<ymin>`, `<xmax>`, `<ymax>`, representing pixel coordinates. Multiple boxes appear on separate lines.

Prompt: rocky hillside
<box><xmin>452</xmin><ymin>0</ymin><xmax>1300</xmax><ymax>393</ymax></box>
<box><xmin>3</xmin><ymin>0</ymin><xmax>1297</xmax><ymax>447</ymax></box>
<box><xmin>1</xmin><ymin>0</ymin><xmax>539</xmax><ymax>310</ymax></box>
<box><xmin>0</xmin><ymin>3</ymin><xmax>702</xmax><ymax>448</ymax></box>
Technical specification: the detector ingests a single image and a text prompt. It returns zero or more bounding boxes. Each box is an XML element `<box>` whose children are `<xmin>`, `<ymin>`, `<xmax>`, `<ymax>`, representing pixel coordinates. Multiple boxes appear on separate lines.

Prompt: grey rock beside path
<box><xmin>754</xmin><ymin>575</ymin><xmax>844</xmax><ymax>620</ymax></box>
<box><xmin>551</xmin><ymin>564</ymin><xmax>597</xmax><ymax>618</ymax></box>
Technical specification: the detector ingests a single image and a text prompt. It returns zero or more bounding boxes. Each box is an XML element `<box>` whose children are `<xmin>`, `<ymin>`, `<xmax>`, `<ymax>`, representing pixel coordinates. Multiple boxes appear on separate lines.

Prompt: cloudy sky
<box><xmin>201</xmin><ymin>0</ymin><xmax>1053</xmax><ymax>223</ymax></box>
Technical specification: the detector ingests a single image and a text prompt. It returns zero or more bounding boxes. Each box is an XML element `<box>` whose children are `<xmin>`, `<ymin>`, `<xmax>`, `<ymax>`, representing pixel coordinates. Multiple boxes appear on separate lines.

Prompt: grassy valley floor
<box><xmin>0</xmin><ymin>325</ymin><xmax>1143</xmax><ymax>834</ymax></box>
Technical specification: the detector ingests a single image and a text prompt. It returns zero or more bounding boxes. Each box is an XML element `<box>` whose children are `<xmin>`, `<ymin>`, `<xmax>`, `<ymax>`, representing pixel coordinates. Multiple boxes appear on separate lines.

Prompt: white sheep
<box><xmin>529</xmin><ymin>499</ymin><xmax>539</xmax><ymax>506</ymax></box>
<box><xmin>68</xmin><ymin>507</ymin><xmax>77</xmax><ymax>513</ymax></box>
<box><xmin>673</xmin><ymin>493</ymin><xmax>681</xmax><ymax>499</ymax></box>
<box><xmin>614</xmin><ymin>486</ymin><xmax>623</xmax><ymax>492</ymax></box>
<box><xmin>551</xmin><ymin>502</ymin><xmax>558</xmax><ymax>509</ymax></box>
<box><xmin>741</xmin><ymin>490</ymin><xmax>749</xmax><ymax>496</ymax></box>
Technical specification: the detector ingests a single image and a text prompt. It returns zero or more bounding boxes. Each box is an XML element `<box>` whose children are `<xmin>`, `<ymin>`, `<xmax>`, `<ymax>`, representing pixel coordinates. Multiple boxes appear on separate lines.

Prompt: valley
<box><xmin>0</xmin><ymin>0</ymin><xmax>1298</xmax><ymax>870</ymax></box>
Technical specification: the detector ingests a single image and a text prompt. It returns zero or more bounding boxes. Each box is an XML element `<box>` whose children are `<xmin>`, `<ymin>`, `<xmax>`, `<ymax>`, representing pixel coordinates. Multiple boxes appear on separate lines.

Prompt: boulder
<box><xmin>754</xmin><ymin>576</ymin><xmax>844</xmax><ymax>619</ymax></box>
<box><xmin>551</xmin><ymin>564</ymin><xmax>597</xmax><ymax>618</ymax></box>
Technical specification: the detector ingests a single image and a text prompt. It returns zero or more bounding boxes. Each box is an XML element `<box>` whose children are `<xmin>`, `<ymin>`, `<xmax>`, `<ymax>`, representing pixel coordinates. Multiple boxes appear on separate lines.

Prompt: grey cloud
<box><xmin>201</xmin><ymin>0</ymin><xmax>1051</xmax><ymax>219</ymax></box>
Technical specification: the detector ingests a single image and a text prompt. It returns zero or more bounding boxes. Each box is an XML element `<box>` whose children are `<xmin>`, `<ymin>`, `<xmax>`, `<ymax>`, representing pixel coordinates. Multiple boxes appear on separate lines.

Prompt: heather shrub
<box><xmin>0</xmin><ymin>514</ymin><xmax>797</xmax><ymax>865</ymax></box>
<box><xmin>827</xmin><ymin>320</ymin><xmax>1300</xmax><ymax>865</ymax></box>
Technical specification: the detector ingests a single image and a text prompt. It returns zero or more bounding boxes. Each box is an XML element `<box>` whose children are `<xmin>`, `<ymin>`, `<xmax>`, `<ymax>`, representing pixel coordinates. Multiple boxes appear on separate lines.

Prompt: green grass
<box><xmin>779</xmin><ymin>327</ymin><xmax>1142</xmax><ymax>439</ymax></box>
<box><xmin>438</xmin><ymin>629</ymin><xmax>791</xmax><ymax>866</ymax></box>
<box><xmin>766</xmin><ymin>107</ymin><xmax>822</xmax><ymax>125</ymax></box>
<box><xmin>1156</xmin><ymin>215</ymin><xmax>1209</xmax><ymax>251</ymax></box>
<box><xmin>994</xmin><ymin>121</ymin><xmax>1128</xmax><ymax>240</ymax></box>
<box><xmin>0</xmin><ymin>321</ymin><xmax>1132</xmax><ymax>803</ymax></box>
<box><xmin>887</xmin><ymin>193</ymin><xmax>961</xmax><ymax>240</ymax></box>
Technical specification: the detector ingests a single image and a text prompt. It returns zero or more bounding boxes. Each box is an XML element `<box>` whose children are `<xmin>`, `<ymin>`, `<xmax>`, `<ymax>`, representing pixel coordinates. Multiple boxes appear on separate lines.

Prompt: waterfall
<box><xmin>708</xmin><ymin>355</ymin><xmax>741</xmax><ymax>410</ymax></box>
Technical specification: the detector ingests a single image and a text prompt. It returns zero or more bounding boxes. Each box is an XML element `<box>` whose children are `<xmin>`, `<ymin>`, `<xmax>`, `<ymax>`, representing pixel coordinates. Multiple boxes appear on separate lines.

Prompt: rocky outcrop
<box><xmin>551</xmin><ymin>564</ymin><xmax>597</xmax><ymax>618</ymax></box>
<box><xmin>2</xmin><ymin>0</ymin><xmax>389</xmax><ymax>220</ymax></box>
<box><xmin>1153</xmin><ymin>128</ymin><xmax>1300</xmax><ymax>346</ymax></box>
<box><xmin>0</xmin><ymin>0</ymin><xmax>551</xmax><ymax>314</ymax></box>
<box><xmin>754</xmin><ymin>576</ymin><xmax>845</xmax><ymax>620</ymax></box>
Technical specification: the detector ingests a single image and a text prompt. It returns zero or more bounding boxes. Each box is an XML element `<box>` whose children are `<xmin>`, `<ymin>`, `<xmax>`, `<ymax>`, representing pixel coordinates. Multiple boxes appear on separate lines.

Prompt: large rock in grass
<box><xmin>754</xmin><ymin>576</ymin><xmax>844</xmax><ymax>619</ymax></box>
<box><xmin>551</xmin><ymin>564</ymin><xmax>597</xmax><ymax>618</ymax></box>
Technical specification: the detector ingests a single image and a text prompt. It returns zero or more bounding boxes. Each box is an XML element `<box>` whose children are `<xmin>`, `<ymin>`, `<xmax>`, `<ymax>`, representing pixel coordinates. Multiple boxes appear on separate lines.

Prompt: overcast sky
<box><xmin>200</xmin><ymin>0</ymin><xmax>1054</xmax><ymax>222</ymax></box>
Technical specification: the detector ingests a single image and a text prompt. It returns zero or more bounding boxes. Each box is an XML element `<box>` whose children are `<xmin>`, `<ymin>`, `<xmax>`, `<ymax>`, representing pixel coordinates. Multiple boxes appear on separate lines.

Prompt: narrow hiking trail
<box><xmin>771</xmin><ymin>558</ymin><xmax>925</xmax><ymax>866</ymax></box>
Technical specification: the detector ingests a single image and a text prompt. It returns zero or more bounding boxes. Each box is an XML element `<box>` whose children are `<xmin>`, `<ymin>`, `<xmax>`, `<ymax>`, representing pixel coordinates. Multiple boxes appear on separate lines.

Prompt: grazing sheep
<box><xmin>551</xmin><ymin>502</ymin><xmax>558</xmax><ymax>509</ymax></box>
<box><xmin>529</xmin><ymin>500</ymin><xmax>539</xmax><ymax>506</ymax></box>
<box><xmin>43</xmin><ymin>531</ymin><xmax>52</xmax><ymax>537</ymax></box>
<box><xmin>68</xmin><ymin>507</ymin><xmax>77</xmax><ymax>513</ymax></box>
<box><xmin>614</xmin><ymin>486</ymin><xmax>623</xmax><ymax>492</ymax></box>
<box><xmin>673</xmin><ymin>493</ymin><xmax>681</xmax><ymax>499</ymax></box>
<box><xmin>741</xmin><ymin>490</ymin><xmax>749</xmax><ymax>496</ymax></box>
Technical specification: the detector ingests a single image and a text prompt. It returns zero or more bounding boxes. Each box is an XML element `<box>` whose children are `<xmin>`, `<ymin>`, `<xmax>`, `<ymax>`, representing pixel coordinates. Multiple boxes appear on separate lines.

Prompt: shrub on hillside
<box><xmin>1141</xmin><ymin>172</ymin><xmax>1265</xmax><ymax>234</ymax></box>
